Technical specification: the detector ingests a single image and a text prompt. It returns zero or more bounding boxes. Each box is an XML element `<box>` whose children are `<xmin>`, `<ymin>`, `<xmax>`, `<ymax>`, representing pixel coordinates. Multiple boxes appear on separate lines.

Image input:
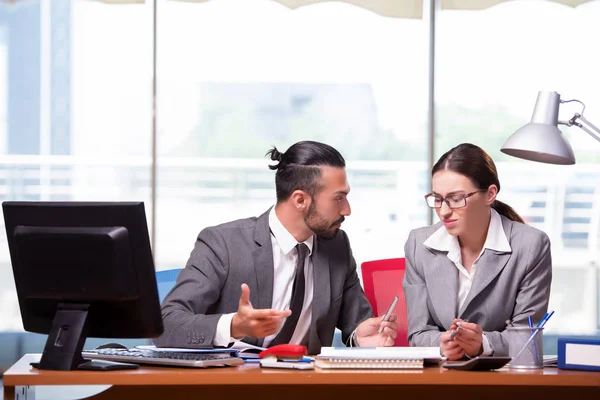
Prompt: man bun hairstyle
<box><xmin>267</xmin><ymin>147</ymin><xmax>283</xmax><ymax>165</ymax></box>
<box><xmin>265</xmin><ymin>141</ymin><xmax>345</xmax><ymax>202</ymax></box>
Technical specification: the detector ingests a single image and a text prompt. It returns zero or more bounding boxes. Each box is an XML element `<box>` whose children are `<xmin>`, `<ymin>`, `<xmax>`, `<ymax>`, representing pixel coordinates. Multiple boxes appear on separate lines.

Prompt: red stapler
<box><xmin>259</xmin><ymin>344</ymin><xmax>307</xmax><ymax>360</ymax></box>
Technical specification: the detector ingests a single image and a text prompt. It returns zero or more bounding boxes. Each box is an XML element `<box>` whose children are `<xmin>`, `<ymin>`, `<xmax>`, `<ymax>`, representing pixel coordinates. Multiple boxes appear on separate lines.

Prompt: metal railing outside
<box><xmin>0</xmin><ymin>155</ymin><xmax>599</xmax><ymax>334</ymax></box>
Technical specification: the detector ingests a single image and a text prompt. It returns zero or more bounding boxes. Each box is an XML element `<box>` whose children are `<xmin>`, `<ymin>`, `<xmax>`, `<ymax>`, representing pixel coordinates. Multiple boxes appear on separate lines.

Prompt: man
<box><xmin>155</xmin><ymin>141</ymin><xmax>397</xmax><ymax>354</ymax></box>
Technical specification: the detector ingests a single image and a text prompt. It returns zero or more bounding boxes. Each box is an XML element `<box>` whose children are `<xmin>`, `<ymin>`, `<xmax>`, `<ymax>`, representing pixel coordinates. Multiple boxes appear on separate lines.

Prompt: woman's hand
<box><xmin>440</xmin><ymin>324</ymin><xmax>465</xmax><ymax>360</ymax></box>
<box><xmin>451</xmin><ymin>319</ymin><xmax>483</xmax><ymax>358</ymax></box>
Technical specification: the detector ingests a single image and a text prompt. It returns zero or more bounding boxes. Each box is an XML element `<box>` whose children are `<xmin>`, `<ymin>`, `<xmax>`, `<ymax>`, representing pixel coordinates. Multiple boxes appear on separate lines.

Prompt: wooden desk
<box><xmin>3</xmin><ymin>354</ymin><xmax>599</xmax><ymax>400</ymax></box>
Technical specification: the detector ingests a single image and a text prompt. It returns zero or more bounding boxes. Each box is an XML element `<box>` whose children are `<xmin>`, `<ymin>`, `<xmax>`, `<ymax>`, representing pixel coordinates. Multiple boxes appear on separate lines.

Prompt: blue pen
<box><xmin>535</xmin><ymin>312</ymin><xmax>548</xmax><ymax>328</ymax></box>
<box><xmin>281</xmin><ymin>357</ymin><xmax>313</xmax><ymax>363</ymax></box>
<box><xmin>528</xmin><ymin>315</ymin><xmax>537</xmax><ymax>358</ymax></box>
<box><xmin>536</xmin><ymin>310</ymin><xmax>554</xmax><ymax>328</ymax></box>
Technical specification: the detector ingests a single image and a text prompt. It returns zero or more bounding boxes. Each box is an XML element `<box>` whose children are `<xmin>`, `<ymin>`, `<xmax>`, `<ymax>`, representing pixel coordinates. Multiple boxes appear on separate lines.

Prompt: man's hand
<box><xmin>355</xmin><ymin>315</ymin><xmax>398</xmax><ymax>347</ymax></box>
<box><xmin>451</xmin><ymin>319</ymin><xmax>483</xmax><ymax>358</ymax></box>
<box><xmin>230</xmin><ymin>284</ymin><xmax>291</xmax><ymax>339</ymax></box>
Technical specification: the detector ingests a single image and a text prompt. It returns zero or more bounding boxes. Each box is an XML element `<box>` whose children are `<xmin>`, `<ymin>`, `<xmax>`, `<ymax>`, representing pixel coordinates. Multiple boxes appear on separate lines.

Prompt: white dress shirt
<box><xmin>423</xmin><ymin>208</ymin><xmax>512</xmax><ymax>355</ymax></box>
<box><xmin>213</xmin><ymin>207</ymin><xmax>314</xmax><ymax>347</ymax></box>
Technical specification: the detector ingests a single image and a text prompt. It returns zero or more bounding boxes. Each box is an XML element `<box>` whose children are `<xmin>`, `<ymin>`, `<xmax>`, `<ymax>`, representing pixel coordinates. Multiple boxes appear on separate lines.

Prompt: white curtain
<box><xmin>77</xmin><ymin>0</ymin><xmax>598</xmax><ymax>18</ymax></box>
<box><xmin>441</xmin><ymin>0</ymin><xmax>594</xmax><ymax>10</ymax></box>
<box><xmin>261</xmin><ymin>0</ymin><xmax>423</xmax><ymax>18</ymax></box>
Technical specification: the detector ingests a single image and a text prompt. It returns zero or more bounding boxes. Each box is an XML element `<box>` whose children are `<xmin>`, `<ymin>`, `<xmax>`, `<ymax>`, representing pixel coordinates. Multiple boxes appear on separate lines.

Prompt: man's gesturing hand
<box><xmin>231</xmin><ymin>284</ymin><xmax>291</xmax><ymax>339</ymax></box>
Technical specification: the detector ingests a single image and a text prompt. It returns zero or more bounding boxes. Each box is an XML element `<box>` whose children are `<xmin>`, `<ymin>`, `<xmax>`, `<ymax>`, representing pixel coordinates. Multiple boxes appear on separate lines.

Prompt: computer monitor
<box><xmin>2</xmin><ymin>201</ymin><xmax>164</xmax><ymax>371</ymax></box>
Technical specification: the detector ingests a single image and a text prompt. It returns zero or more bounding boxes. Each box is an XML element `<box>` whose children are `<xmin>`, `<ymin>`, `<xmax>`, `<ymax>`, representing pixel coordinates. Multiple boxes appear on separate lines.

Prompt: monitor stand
<box><xmin>30</xmin><ymin>303</ymin><xmax>138</xmax><ymax>371</ymax></box>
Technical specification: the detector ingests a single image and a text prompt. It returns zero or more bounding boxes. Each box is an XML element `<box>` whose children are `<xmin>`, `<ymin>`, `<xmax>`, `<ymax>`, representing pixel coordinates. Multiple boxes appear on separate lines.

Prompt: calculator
<box><xmin>443</xmin><ymin>356</ymin><xmax>511</xmax><ymax>371</ymax></box>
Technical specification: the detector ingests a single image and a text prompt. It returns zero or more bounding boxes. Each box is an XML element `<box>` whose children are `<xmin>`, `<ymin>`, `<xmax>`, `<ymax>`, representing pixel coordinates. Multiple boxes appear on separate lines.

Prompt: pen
<box><xmin>449</xmin><ymin>323</ymin><xmax>460</xmax><ymax>340</ymax></box>
<box><xmin>378</xmin><ymin>296</ymin><xmax>399</xmax><ymax>334</ymax></box>
<box><xmin>449</xmin><ymin>319</ymin><xmax>468</xmax><ymax>339</ymax></box>
<box><xmin>528</xmin><ymin>315</ymin><xmax>538</xmax><ymax>358</ymax></box>
<box><xmin>536</xmin><ymin>310</ymin><xmax>554</xmax><ymax>328</ymax></box>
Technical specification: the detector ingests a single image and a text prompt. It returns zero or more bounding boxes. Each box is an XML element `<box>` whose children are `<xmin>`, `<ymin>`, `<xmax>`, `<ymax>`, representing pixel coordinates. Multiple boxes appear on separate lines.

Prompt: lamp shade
<box><xmin>501</xmin><ymin>91</ymin><xmax>576</xmax><ymax>165</ymax></box>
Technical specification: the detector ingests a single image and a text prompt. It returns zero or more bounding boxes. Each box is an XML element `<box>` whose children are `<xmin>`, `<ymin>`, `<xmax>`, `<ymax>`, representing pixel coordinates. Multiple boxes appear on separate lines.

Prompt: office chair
<box><xmin>360</xmin><ymin>258</ymin><xmax>408</xmax><ymax>346</ymax></box>
<box><xmin>155</xmin><ymin>268</ymin><xmax>181</xmax><ymax>304</ymax></box>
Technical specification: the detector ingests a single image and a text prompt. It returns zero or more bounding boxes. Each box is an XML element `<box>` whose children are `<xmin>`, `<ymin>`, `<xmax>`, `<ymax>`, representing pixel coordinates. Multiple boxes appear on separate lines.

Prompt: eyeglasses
<box><xmin>424</xmin><ymin>189</ymin><xmax>487</xmax><ymax>209</ymax></box>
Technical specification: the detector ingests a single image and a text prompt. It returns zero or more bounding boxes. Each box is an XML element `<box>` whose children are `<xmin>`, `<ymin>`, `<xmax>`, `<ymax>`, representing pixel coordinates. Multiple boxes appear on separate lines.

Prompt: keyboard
<box><xmin>82</xmin><ymin>348</ymin><xmax>244</xmax><ymax>368</ymax></box>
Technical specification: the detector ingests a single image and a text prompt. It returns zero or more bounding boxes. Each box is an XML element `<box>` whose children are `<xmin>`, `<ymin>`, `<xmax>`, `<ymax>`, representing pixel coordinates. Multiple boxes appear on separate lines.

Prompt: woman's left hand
<box><xmin>451</xmin><ymin>319</ymin><xmax>483</xmax><ymax>358</ymax></box>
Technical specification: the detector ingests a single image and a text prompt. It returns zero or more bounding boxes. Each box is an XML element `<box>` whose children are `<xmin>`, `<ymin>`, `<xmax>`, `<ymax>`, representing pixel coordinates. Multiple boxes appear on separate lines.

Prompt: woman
<box><xmin>402</xmin><ymin>143</ymin><xmax>552</xmax><ymax>359</ymax></box>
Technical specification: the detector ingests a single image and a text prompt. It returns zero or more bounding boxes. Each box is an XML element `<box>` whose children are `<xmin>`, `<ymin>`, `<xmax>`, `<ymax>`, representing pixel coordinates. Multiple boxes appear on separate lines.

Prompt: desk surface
<box><xmin>4</xmin><ymin>354</ymin><xmax>600</xmax><ymax>387</ymax></box>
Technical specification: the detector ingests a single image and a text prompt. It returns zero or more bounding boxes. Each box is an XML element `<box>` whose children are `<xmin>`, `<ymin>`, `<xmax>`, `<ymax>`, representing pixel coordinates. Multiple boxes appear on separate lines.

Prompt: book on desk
<box><xmin>315</xmin><ymin>346</ymin><xmax>443</xmax><ymax>369</ymax></box>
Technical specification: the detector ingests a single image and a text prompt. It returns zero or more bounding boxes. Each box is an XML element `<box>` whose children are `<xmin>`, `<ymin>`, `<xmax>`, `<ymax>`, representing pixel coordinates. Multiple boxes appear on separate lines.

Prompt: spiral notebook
<box><xmin>315</xmin><ymin>346</ymin><xmax>443</xmax><ymax>369</ymax></box>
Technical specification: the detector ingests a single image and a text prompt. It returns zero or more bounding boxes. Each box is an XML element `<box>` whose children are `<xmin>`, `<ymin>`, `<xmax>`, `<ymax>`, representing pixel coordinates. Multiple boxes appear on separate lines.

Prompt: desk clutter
<box><xmin>72</xmin><ymin>340</ymin><xmax>600</xmax><ymax>374</ymax></box>
<box><xmin>83</xmin><ymin>344</ymin><xmax>446</xmax><ymax>370</ymax></box>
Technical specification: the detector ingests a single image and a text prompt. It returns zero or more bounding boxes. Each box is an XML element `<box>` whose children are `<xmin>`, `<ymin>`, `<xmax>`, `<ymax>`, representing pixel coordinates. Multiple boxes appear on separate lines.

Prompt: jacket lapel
<box><xmin>251</xmin><ymin>208</ymin><xmax>274</xmax><ymax>312</ymax></box>
<box><xmin>251</xmin><ymin>208</ymin><xmax>275</xmax><ymax>348</ymax></box>
<box><xmin>458</xmin><ymin>250</ymin><xmax>511</xmax><ymax>317</ymax></box>
<box><xmin>458</xmin><ymin>219</ymin><xmax>514</xmax><ymax>317</ymax></box>
<box><xmin>309</xmin><ymin>239</ymin><xmax>330</xmax><ymax>348</ymax></box>
<box><xmin>424</xmin><ymin>250</ymin><xmax>458</xmax><ymax>329</ymax></box>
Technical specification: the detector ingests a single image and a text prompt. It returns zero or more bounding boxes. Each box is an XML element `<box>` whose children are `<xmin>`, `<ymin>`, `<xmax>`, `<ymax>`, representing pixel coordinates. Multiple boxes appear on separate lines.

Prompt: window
<box><xmin>436</xmin><ymin>0</ymin><xmax>600</xmax><ymax>334</ymax></box>
<box><xmin>154</xmin><ymin>0</ymin><xmax>429</xmax><ymax>269</ymax></box>
<box><xmin>0</xmin><ymin>0</ymin><xmax>152</xmax><ymax>331</ymax></box>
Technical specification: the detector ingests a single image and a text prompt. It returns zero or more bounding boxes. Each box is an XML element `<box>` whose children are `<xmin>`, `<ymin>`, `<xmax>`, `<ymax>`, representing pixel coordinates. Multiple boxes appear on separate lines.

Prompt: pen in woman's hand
<box><xmin>449</xmin><ymin>318</ymin><xmax>469</xmax><ymax>340</ymax></box>
<box><xmin>449</xmin><ymin>321</ymin><xmax>462</xmax><ymax>340</ymax></box>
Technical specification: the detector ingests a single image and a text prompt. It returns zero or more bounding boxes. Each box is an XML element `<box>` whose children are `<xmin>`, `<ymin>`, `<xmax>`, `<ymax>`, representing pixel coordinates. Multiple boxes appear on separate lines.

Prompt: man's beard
<box><xmin>304</xmin><ymin>202</ymin><xmax>345</xmax><ymax>239</ymax></box>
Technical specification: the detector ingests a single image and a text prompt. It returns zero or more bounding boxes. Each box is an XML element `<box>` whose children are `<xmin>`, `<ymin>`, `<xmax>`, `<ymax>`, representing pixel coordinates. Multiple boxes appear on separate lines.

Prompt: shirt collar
<box><xmin>269</xmin><ymin>207</ymin><xmax>314</xmax><ymax>256</ymax></box>
<box><xmin>423</xmin><ymin>208</ymin><xmax>512</xmax><ymax>257</ymax></box>
<box><xmin>485</xmin><ymin>208</ymin><xmax>512</xmax><ymax>253</ymax></box>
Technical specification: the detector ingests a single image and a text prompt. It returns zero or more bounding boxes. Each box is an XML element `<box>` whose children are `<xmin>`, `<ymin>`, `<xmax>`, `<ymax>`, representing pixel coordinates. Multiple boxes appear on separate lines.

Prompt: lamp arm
<box><xmin>558</xmin><ymin>98</ymin><xmax>600</xmax><ymax>144</ymax></box>
<box><xmin>573</xmin><ymin>114</ymin><xmax>600</xmax><ymax>144</ymax></box>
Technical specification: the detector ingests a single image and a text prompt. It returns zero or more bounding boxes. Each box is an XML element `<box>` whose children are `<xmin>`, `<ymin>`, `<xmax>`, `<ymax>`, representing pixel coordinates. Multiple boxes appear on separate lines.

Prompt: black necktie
<box><xmin>270</xmin><ymin>243</ymin><xmax>309</xmax><ymax>345</ymax></box>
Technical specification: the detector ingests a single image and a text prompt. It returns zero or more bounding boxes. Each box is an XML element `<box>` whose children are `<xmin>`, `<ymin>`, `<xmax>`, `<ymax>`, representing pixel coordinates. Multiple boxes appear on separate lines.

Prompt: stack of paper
<box><xmin>543</xmin><ymin>355</ymin><xmax>558</xmax><ymax>368</ymax></box>
<box><xmin>229</xmin><ymin>341</ymin><xmax>265</xmax><ymax>359</ymax></box>
<box><xmin>315</xmin><ymin>346</ymin><xmax>442</xmax><ymax>369</ymax></box>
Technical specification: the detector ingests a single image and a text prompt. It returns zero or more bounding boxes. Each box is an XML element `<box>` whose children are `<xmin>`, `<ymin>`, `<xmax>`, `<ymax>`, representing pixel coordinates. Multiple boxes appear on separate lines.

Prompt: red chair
<box><xmin>360</xmin><ymin>258</ymin><xmax>408</xmax><ymax>346</ymax></box>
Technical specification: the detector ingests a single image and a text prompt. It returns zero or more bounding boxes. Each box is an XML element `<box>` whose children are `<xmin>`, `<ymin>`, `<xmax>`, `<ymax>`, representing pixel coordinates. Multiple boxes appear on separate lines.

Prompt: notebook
<box><xmin>315</xmin><ymin>346</ymin><xmax>443</xmax><ymax>369</ymax></box>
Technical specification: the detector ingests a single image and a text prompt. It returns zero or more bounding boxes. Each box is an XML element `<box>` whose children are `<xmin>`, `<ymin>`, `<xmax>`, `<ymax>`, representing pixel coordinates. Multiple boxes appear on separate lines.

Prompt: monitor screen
<box><xmin>3</xmin><ymin>201</ymin><xmax>164</xmax><ymax>370</ymax></box>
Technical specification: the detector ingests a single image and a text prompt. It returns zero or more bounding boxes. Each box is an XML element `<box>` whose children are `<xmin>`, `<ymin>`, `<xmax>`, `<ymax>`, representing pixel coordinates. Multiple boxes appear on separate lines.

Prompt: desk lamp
<box><xmin>501</xmin><ymin>91</ymin><xmax>600</xmax><ymax>165</ymax></box>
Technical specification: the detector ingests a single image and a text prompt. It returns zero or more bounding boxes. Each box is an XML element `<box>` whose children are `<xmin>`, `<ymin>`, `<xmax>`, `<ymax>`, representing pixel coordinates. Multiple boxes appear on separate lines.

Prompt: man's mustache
<box><xmin>331</xmin><ymin>216</ymin><xmax>345</xmax><ymax>227</ymax></box>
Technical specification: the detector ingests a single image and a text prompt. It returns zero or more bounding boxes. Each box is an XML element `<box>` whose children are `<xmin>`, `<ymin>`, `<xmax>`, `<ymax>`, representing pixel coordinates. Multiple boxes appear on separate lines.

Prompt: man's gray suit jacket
<box><xmin>154</xmin><ymin>208</ymin><xmax>373</xmax><ymax>355</ymax></box>
<box><xmin>402</xmin><ymin>215</ymin><xmax>552</xmax><ymax>356</ymax></box>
